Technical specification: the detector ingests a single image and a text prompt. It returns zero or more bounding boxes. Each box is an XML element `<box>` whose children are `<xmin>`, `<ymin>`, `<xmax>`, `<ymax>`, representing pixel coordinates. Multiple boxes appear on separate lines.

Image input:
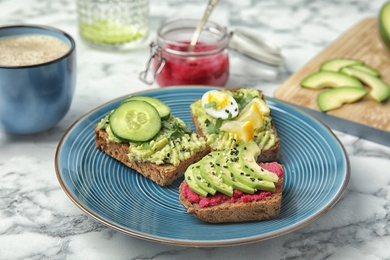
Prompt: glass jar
<box><xmin>140</xmin><ymin>19</ymin><xmax>230</xmax><ymax>87</ymax></box>
<box><xmin>76</xmin><ymin>0</ymin><xmax>149</xmax><ymax>50</ymax></box>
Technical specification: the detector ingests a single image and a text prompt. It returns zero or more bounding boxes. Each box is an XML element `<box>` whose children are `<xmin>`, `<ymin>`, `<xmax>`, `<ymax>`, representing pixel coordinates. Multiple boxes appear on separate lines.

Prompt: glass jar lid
<box><xmin>229</xmin><ymin>29</ymin><xmax>283</xmax><ymax>67</ymax></box>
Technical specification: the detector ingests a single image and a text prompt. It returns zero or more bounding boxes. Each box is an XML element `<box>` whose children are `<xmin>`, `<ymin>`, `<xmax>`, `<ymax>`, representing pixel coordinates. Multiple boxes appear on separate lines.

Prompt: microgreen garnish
<box><xmin>204</xmin><ymin>101</ymin><xmax>218</xmax><ymax>109</ymax></box>
<box><xmin>163</xmin><ymin>120</ymin><xmax>192</xmax><ymax>138</ymax></box>
<box><xmin>227</xmin><ymin>112</ymin><xmax>233</xmax><ymax>120</ymax></box>
<box><xmin>234</xmin><ymin>93</ymin><xmax>255</xmax><ymax>109</ymax></box>
<box><xmin>204</xmin><ymin>118</ymin><xmax>222</xmax><ymax>134</ymax></box>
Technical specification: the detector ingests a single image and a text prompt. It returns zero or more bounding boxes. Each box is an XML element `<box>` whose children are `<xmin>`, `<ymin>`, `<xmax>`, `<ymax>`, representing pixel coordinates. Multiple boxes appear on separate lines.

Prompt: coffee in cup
<box><xmin>0</xmin><ymin>35</ymin><xmax>70</xmax><ymax>66</ymax></box>
<box><xmin>0</xmin><ymin>25</ymin><xmax>77</xmax><ymax>135</ymax></box>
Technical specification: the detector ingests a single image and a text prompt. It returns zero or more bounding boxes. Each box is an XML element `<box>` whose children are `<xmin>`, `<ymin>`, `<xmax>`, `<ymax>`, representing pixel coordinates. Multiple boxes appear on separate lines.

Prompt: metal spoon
<box><xmin>190</xmin><ymin>0</ymin><xmax>220</xmax><ymax>46</ymax></box>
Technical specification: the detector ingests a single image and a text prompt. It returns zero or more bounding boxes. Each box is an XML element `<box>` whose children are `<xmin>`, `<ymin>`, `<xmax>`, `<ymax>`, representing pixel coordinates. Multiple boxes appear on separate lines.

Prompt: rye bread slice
<box><xmin>190</xmin><ymin>89</ymin><xmax>280</xmax><ymax>162</ymax></box>
<box><xmin>95</xmin><ymin>126</ymin><xmax>211</xmax><ymax>186</ymax></box>
<box><xmin>179</xmin><ymin>164</ymin><xmax>283</xmax><ymax>223</ymax></box>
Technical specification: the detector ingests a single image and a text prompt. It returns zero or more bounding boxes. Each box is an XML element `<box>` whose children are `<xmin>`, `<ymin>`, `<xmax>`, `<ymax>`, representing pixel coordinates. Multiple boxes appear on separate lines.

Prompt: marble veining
<box><xmin>1</xmin><ymin>0</ymin><xmax>390</xmax><ymax>259</ymax></box>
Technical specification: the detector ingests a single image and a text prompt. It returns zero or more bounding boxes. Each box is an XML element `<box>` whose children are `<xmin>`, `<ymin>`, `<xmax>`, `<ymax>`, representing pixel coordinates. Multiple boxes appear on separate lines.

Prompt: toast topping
<box><xmin>184</xmin><ymin>141</ymin><xmax>279</xmax><ymax>198</ymax></box>
<box><xmin>201</xmin><ymin>90</ymin><xmax>239</xmax><ymax>119</ymax></box>
<box><xmin>191</xmin><ymin>88</ymin><xmax>278</xmax><ymax>151</ymax></box>
<box><xmin>98</xmin><ymin>96</ymin><xmax>208</xmax><ymax>166</ymax></box>
<box><xmin>128</xmin><ymin>117</ymin><xmax>207</xmax><ymax>166</ymax></box>
<box><xmin>182</xmin><ymin>161</ymin><xmax>283</xmax><ymax>208</ymax></box>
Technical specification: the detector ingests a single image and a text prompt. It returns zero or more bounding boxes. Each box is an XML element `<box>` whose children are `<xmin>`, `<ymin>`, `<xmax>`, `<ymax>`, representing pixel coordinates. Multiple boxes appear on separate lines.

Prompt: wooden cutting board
<box><xmin>274</xmin><ymin>18</ymin><xmax>390</xmax><ymax>140</ymax></box>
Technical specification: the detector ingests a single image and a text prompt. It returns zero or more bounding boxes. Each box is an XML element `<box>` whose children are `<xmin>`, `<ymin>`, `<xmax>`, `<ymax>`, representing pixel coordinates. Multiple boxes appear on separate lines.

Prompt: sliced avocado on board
<box><xmin>379</xmin><ymin>1</ymin><xmax>390</xmax><ymax>50</ymax></box>
<box><xmin>300</xmin><ymin>57</ymin><xmax>389</xmax><ymax>112</ymax></box>
<box><xmin>317</xmin><ymin>87</ymin><xmax>368</xmax><ymax>112</ymax></box>
<box><xmin>340</xmin><ymin>67</ymin><xmax>390</xmax><ymax>102</ymax></box>
<box><xmin>346</xmin><ymin>64</ymin><xmax>381</xmax><ymax>77</ymax></box>
<box><xmin>320</xmin><ymin>58</ymin><xmax>363</xmax><ymax>72</ymax></box>
<box><xmin>300</xmin><ymin>71</ymin><xmax>363</xmax><ymax>89</ymax></box>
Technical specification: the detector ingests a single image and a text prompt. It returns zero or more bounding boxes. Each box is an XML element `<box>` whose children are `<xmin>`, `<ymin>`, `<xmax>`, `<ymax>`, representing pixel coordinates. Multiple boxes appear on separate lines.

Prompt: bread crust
<box><xmin>179</xmin><ymin>170</ymin><xmax>283</xmax><ymax>223</ymax></box>
<box><xmin>95</xmin><ymin>126</ymin><xmax>211</xmax><ymax>186</ymax></box>
<box><xmin>191</xmin><ymin>89</ymin><xmax>280</xmax><ymax>162</ymax></box>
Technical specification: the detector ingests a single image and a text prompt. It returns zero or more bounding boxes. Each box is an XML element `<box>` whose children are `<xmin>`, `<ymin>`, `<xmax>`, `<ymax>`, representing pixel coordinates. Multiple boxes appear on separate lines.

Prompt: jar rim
<box><xmin>156</xmin><ymin>18</ymin><xmax>229</xmax><ymax>56</ymax></box>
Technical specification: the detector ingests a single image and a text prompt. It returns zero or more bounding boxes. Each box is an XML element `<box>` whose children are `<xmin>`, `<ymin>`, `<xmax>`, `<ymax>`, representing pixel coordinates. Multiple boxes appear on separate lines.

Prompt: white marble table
<box><xmin>1</xmin><ymin>0</ymin><xmax>390</xmax><ymax>259</ymax></box>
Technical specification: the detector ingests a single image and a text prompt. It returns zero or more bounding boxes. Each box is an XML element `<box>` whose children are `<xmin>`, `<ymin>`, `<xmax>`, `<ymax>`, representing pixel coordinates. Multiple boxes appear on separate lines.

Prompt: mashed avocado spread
<box><xmin>98</xmin><ymin>115</ymin><xmax>207</xmax><ymax>166</ymax></box>
<box><xmin>191</xmin><ymin>88</ymin><xmax>278</xmax><ymax>151</ymax></box>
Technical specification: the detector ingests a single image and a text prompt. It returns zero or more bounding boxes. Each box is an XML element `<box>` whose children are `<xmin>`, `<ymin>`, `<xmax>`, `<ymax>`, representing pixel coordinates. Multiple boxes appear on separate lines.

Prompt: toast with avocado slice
<box><xmin>95</xmin><ymin>96</ymin><xmax>211</xmax><ymax>186</ymax></box>
<box><xmin>190</xmin><ymin>88</ymin><xmax>280</xmax><ymax>162</ymax></box>
<box><xmin>179</xmin><ymin>141</ymin><xmax>284</xmax><ymax>223</ymax></box>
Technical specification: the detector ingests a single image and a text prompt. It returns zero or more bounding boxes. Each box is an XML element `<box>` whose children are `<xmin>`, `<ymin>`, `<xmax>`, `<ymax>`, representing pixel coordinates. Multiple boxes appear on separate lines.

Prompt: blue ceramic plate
<box><xmin>55</xmin><ymin>86</ymin><xmax>350</xmax><ymax>247</ymax></box>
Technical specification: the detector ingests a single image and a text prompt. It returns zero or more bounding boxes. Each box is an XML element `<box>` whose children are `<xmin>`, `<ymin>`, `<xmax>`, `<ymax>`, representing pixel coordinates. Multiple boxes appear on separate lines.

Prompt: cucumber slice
<box><xmin>317</xmin><ymin>87</ymin><xmax>368</xmax><ymax>112</ymax></box>
<box><xmin>122</xmin><ymin>96</ymin><xmax>171</xmax><ymax>119</ymax></box>
<box><xmin>109</xmin><ymin>100</ymin><xmax>162</xmax><ymax>142</ymax></box>
<box><xmin>320</xmin><ymin>58</ymin><xmax>363</xmax><ymax>72</ymax></box>
<box><xmin>340</xmin><ymin>67</ymin><xmax>390</xmax><ymax>102</ymax></box>
<box><xmin>300</xmin><ymin>71</ymin><xmax>363</xmax><ymax>89</ymax></box>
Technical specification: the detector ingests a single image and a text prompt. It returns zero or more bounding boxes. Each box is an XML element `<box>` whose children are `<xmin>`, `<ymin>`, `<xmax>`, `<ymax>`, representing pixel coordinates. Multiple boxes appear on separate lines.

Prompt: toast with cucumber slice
<box><xmin>95</xmin><ymin>96</ymin><xmax>211</xmax><ymax>186</ymax></box>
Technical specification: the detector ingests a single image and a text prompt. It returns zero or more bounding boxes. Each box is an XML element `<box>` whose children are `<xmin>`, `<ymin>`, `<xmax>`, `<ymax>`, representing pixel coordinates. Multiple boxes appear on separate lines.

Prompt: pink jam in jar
<box><xmin>147</xmin><ymin>19</ymin><xmax>230</xmax><ymax>87</ymax></box>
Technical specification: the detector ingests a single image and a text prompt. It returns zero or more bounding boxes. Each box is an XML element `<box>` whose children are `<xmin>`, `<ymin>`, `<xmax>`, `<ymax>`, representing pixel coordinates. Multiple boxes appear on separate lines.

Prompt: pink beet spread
<box><xmin>182</xmin><ymin>162</ymin><xmax>284</xmax><ymax>208</ymax></box>
<box><xmin>154</xmin><ymin>41</ymin><xmax>229</xmax><ymax>87</ymax></box>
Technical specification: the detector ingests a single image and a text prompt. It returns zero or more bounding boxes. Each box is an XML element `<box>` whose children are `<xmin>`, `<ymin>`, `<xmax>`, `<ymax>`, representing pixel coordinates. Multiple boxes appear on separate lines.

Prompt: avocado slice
<box><xmin>317</xmin><ymin>87</ymin><xmax>368</xmax><ymax>112</ymax></box>
<box><xmin>340</xmin><ymin>67</ymin><xmax>390</xmax><ymax>102</ymax></box>
<box><xmin>379</xmin><ymin>1</ymin><xmax>390</xmax><ymax>50</ymax></box>
<box><xmin>300</xmin><ymin>71</ymin><xmax>363</xmax><ymax>89</ymax></box>
<box><xmin>238</xmin><ymin>142</ymin><xmax>279</xmax><ymax>182</ymax></box>
<box><xmin>228</xmin><ymin>162</ymin><xmax>275</xmax><ymax>192</ymax></box>
<box><xmin>320</xmin><ymin>58</ymin><xmax>363</xmax><ymax>72</ymax></box>
<box><xmin>184</xmin><ymin>166</ymin><xmax>208</xmax><ymax>197</ymax></box>
<box><xmin>199</xmin><ymin>152</ymin><xmax>234</xmax><ymax>196</ymax></box>
<box><xmin>215</xmin><ymin>152</ymin><xmax>256</xmax><ymax>194</ymax></box>
<box><xmin>347</xmin><ymin>64</ymin><xmax>381</xmax><ymax>77</ymax></box>
<box><xmin>191</xmin><ymin>162</ymin><xmax>217</xmax><ymax>195</ymax></box>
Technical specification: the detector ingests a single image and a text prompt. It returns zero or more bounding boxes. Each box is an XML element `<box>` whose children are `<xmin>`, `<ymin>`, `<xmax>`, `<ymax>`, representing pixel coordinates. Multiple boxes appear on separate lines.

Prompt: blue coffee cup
<box><xmin>0</xmin><ymin>24</ymin><xmax>76</xmax><ymax>134</ymax></box>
